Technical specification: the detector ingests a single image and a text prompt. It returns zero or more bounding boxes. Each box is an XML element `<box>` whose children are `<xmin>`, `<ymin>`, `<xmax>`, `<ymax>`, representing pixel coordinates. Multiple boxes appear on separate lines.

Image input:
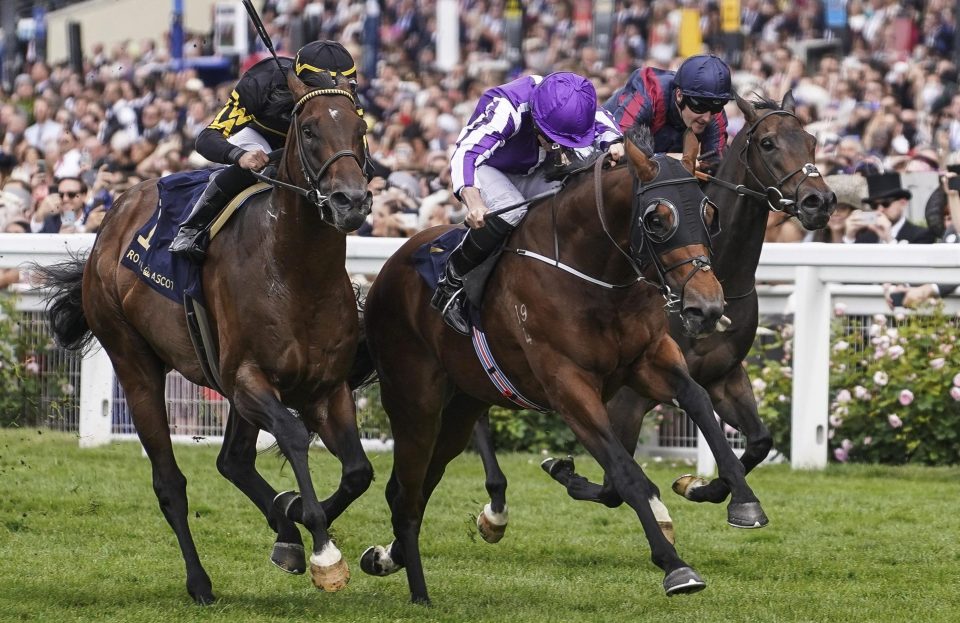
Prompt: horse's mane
<box><xmin>625</xmin><ymin>124</ymin><xmax>654</xmax><ymax>157</ymax></box>
<box><xmin>750</xmin><ymin>94</ymin><xmax>781</xmax><ymax>111</ymax></box>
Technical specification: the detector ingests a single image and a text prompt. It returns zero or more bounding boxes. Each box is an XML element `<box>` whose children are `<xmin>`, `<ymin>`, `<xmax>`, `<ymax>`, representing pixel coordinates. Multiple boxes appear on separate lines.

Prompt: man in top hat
<box><xmin>843</xmin><ymin>172</ymin><xmax>935</xmax><ymax>244</ymax></box>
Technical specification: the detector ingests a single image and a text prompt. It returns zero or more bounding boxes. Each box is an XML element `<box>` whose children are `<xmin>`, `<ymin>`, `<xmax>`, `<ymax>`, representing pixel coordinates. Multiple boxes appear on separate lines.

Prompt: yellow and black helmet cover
<box><xmin>294</xmin><ymin>40</ymin><xmax>356</xmax><ymax>87</ymax></box>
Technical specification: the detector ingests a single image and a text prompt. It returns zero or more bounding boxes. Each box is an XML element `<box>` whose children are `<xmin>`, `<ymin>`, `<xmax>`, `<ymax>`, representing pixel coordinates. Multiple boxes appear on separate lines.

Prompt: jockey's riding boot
<box><xmin>430</xmin><ymin>216</ymin><xmax>515</xmax><ymax>335</ymax></box>
<box><xmin>431</xmin><ymin>263</ymin><xmax>470</xmax><ymax>335</ymax></box>
<box><xmin>168</xmin><ymin>176</ymin><xmax>232</xmax><ymax>263</ymax></box>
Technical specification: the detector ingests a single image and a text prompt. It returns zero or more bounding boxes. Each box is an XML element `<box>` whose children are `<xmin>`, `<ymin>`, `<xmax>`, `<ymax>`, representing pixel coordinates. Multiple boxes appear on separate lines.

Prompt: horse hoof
<box><xmin>273</xmin><ymin>490</ymin><xmax>302</xmax><ymax>521</ymax></box>
<box><xmin>540</xmin><ymin>455</ymin><xmax>574</xmax><ymax>478</ymax></box>
<box><xmin>270</xmin><ymin>542</ymin><xmax>306</xmax><ymax>574</ymax></box>
<box><xmin>310</xmin><ymin>543</ymin><xmax>350</xmax><ymax>592</ymax></box>
<box><xmin>672</xmin><ymin>474</ymin><xmax>708</xmax><ymax>500</ymax></box>
<box><xmin>191</xmin><ymin>591</ymin><xmax>216</xmax><ymax>606</ymax></box>
<box><xmin>663</xmin><ymin>567</ymin><xmax>706</xmax><ymax>596</ymax></box>
<box><xmin>187</xmin><ymin>572</ymin><xmax>215</xmax><ymax>604</ymax></box>
<box><xmin>360</xmin><ymin>545</ymin><xmax>403</xmax><ymax>576</ymax></box>
<box><xmin>476</xmin><ymin>503</ymin><xmax>508</xmax><ymax>544</ymax></box>
<box><xmin>727</xmin><ymin>502</ymin><xmax>769</xmax><ymax>529</ymax></box>
<box><xmin>658</xmin><ymin>521</ymin><xmax>675</xmax><ymax>545</ymax></box>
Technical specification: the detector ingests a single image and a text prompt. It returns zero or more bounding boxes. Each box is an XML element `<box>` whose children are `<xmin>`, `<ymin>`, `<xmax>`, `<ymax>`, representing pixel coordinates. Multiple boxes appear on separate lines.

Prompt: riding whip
<box><xmin>241</xmin><ymin>0</ymin><xmax>286</xmax><ymax>74</ymax></box>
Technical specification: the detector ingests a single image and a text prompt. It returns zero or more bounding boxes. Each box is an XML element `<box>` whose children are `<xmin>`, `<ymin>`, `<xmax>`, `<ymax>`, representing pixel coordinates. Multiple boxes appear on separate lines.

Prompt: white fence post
<box><xmin>78</xmin><ymin>342</ymin><xmax>113</xmax><ymax>448</ymax></box>
<box><xmin>696</xmin><ymin>428</ymin><xmax>716</xmax><ymax>477</ymax></box>
<box><xmin>790</xmin><ymin>266</ymin><xmax>831</xmax><ymax>469</ymax></box>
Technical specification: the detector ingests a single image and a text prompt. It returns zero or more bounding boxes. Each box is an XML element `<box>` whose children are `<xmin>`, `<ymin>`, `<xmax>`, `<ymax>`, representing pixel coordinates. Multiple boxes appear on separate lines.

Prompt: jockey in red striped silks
<box><xmin>604</xmin><ymin>54</ymin><xmax>732</xmax><ymax>175</ymax></box>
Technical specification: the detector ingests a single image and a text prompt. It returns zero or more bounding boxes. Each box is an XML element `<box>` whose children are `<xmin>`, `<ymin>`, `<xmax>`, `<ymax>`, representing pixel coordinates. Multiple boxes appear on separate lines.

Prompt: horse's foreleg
<box><xmin>540</xmin><ymin>387</ymin><xmax>653</xmax><ymax>508</ymax></box>
<box><xmin>632</xmin><ymin>340</ymin><xmax>767</xmax><ymax>529</ymax></box>
<box><xmin>232</xmin><ymin>368</ymin><xmax>346</xmax><ymax>592</ymax></box>
<box><xmin>216</xmin><ymin>407</ymin><xmax>306</xmax><ymax>575</ymax></box>
<box><xmin>544</xmin><ymin>368</ymin><xmax>704</xmax><ymax>595</ymax></box>
<box><xmin>684</xmin><ymin>366</ymin><xmax>774</xmax><ymax>505</ymax></box>
<box><xmin>110</xmin><ymin>350</ymin><xmax>215</xmax><ymax>604</ymax></box>
<box><xmin>310</xmin><ymin>383</ymin><xmax>374</xmax><ymax>525</ymax></box>
<box><xmin>472</xmin><ymin>411</ymin><xmax>509</xmax><ymax>542</ymax></box>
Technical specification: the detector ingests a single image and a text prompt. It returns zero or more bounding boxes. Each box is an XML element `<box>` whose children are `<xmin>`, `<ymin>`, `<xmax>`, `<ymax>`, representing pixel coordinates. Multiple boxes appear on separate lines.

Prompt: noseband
<box><xmin>701</xmin><ymin>109</ymin><xmax>821</xmax><ymax>213</ymax></box>
<box><xmin>249</xmin><ymin>87</ymin><xmax>366</xmax><ymax>224</ymax></box>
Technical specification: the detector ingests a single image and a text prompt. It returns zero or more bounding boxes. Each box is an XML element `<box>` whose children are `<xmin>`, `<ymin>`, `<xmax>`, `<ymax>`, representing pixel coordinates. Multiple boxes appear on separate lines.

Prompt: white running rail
<box><xmin>5</xmin><ymin>234</ymin><xmax>960</xmax><ymax>470</ymax></box>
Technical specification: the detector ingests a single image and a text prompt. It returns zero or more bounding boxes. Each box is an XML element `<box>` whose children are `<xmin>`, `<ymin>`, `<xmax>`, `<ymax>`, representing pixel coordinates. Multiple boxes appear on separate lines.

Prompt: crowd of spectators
<box><xmin>0</xmin><ymin>0</ymin><xmax>958</xmax><ymax>300</ymax></box>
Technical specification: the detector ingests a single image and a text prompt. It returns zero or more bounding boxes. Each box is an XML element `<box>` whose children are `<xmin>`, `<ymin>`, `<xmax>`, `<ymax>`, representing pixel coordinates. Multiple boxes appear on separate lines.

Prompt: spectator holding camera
<box><xmin>886</xmin><ymin>173</ymin><xmax>960</xmax><ymax>308</ymax></box>
<box><xmin>30</xmin><ymin>176</ymin><xmax>87</xmax><ymax>233</ymax></box>
<box><xmin>807</xmin><ymin>174</ymin><xmax>865</xmax><ymax>243</ymax></box>
<box><xmin>359</xmin><ymin>189</ymin><xmax>419</xmax><ymax>238</ymax></box>
<box><xmin>843</xmin><ymin>172</ymin><xmax>935</xmax><ymax>244</ymax></box>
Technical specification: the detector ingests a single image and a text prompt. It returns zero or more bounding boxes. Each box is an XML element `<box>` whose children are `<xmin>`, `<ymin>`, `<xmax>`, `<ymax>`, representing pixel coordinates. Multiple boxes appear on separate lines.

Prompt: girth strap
<box><xmin>471</xmin><ymin>323</ymin><xmax>551</xmax><ymax>413</ymax></box>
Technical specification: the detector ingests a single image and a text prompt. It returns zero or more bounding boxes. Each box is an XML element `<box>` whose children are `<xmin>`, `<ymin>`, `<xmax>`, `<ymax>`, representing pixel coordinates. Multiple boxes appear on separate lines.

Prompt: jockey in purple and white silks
<box><xmin>433</xmin><ymin>72</ymin><xmax>624</xmax><ymax>335</ymax></box>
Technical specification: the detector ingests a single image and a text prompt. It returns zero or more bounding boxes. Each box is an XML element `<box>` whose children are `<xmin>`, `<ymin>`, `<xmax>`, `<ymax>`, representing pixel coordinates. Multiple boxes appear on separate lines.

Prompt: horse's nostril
<box><xmin>801</xmin><ymin>194</ymin><xmax>824</xmax><ymax>209</ymax></box>
<box><xmin>329</xmin><ymin>191</ymin><xmax>351</xmax><ymax>209</ymax></box>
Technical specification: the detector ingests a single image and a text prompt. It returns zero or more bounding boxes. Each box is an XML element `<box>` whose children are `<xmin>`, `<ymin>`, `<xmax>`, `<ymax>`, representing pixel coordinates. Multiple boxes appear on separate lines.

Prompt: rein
<box><xmin>695</xmin><ymin>109</ymin><xmax>821</xmax><ymax>213</ymax></box>
<box><xmin>511</xmin><ymin>152</ymin><xmax>714</xmax><ymax>316</ymax></box>
<box><xmin>512</xmin><ymin>155</ymin><xmax>645</xmax><ymax>290</ymax></box>
<box><xmin>249</xmin><ymin>86</ymin><xmax>366</xmax><ymax>224</ymax></box>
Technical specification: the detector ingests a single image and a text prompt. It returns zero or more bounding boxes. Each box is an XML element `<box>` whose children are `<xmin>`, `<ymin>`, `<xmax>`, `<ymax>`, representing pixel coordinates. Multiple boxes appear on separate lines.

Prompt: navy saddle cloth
<box><xmin>411</xmin><ymin>227</ymin><xmax>468</xmax><ymax>293</ymax></box>
<box><xmin>119</xmin><ymin>169</ymin><xmax>221</xmax><ymax>306</ymax></box>
<box><xmin>412</xmin><ymin>226</ymin><xmax>506</xmax><ymax>321</ymax></box>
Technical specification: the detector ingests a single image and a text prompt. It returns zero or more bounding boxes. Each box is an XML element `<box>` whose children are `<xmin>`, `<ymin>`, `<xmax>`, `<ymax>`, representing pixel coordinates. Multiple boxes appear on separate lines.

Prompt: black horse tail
<box><xmin>31</xmin><ymin>255</ymin><xmax>95</xmax><ymax>353</ymax></box>
<box><xmin>348</xmin><ymin>284</ymin><xmax>378</xmax><ymax>390</ymax></box>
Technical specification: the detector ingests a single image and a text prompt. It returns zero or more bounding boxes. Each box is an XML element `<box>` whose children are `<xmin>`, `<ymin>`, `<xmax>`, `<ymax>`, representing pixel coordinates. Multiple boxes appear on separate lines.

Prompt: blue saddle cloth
<box><xmin>411</xmin><ymin>227</ymin><xmax>469</xmax><ymax>293</ymax></box>
<box><xmin>413</xmin><ymin>226</ymin><xmax>490</xmax><ymax>328</ymax></box>
<box><xmin>119</xmin><ymin>169</ymin><xmax>220</xmax><ymax>306</ymax></box>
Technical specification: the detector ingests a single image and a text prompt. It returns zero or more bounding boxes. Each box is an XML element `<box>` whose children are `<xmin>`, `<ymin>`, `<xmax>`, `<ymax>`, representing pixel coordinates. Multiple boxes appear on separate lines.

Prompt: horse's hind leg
<box><xmin>106</xmin><ymin>345</ymin><xmax>215</xmax><ymax>604</ymax></box>
<box><xmin>472</xmin><ymin>411</ymin><xmax>509</xmax><ymax>543</ymax></box>
<box><xmin>363</xmin><ymin>392</ymin><xmax>488</xmax><ymax>604</ymax></box>
<box><xmin>231</xmin><ymin>367</ymin><xmax>346</xmax><ymax>592</ymax></box>
<box><xmin>679</xmin><ymin>366</ymin><xmax>773</xmax><ymax>507</ymax></box>
<box><xmin>216</xmin><ymin>407</ymin><xmax>306</xmax><ymax>574</ymax></box>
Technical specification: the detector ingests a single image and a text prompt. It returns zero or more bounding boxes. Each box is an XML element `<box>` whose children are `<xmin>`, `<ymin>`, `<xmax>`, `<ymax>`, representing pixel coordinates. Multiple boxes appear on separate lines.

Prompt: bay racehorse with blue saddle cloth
<box><xmin>36</xmin><ymin>66</ymin><xmax>374</xmax><ymax>604</ymax></box>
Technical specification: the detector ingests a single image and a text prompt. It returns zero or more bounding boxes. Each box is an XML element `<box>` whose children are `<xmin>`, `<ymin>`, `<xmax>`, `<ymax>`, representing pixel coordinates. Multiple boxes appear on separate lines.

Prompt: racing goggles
<box><xmin>682</xmin><ymin>95</ymin><xmax>726</xmax><ymax>115</ymax></box>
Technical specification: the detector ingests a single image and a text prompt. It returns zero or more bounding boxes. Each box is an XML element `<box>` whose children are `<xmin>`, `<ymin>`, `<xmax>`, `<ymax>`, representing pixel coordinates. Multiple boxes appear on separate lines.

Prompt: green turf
<box><xmin>1</xmin><ymin>429</ymin><xmax>958</xmax><ymax>622</ymax></box>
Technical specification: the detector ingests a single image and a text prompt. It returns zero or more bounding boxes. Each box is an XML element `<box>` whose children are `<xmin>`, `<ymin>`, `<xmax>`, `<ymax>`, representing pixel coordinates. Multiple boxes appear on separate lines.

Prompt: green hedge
<box><xmin>0</xmin><ymin>294</ymin><xmax>74</xmax><ymax>427</ymax></box>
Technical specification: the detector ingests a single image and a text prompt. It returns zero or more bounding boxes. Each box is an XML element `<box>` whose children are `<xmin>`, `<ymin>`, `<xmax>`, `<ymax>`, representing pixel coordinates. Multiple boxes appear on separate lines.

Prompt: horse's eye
<box><xmin>760</xmin><ymin>138</ymin><xmax>774</xmax><ymax>150</ymax></box>
<box><xmin>644</xmin><ymin>213</ymin><xmax>665</xmax><ymax>233</ymax></box>
<box><xmin>303</xmin><ymin>127</ymin><xmax>314</xmax><ymax>140</ymax></box>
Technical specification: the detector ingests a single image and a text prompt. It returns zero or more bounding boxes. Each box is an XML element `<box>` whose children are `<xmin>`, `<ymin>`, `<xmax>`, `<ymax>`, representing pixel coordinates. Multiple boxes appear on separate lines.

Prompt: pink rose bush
<box><xmin>746</xmin><ymin>304</ymin><xmax>960</xmax><ymax>465</ymax></box>
<box><xmin>898</xmin><ymin>390</ymin><xmax>914</xmax><ymax>406</ymax></box>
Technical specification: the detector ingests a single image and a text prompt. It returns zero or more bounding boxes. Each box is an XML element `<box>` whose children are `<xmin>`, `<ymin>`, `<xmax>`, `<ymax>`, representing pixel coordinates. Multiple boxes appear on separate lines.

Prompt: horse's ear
<box><xmin>781</xmin><ymin>89</ymin><xmax>796</xmax><ymax>113</ymax></box>
<box><xmin>735</xmin><ymin>91</ymin><xmax>757</xmax><ymax>125</ymax></box>
<box><xmin>286</xmin><ymin>69</ymin><xmax>311</xmax><ymax>103</ymax></box>
<box><xmin>626</xmin><ymin>139</ymin><xmax>658</xmax><ymax>182</ymax></box>
<box><xmin>681</xmin><ymin>129</ymin><xmax>698</xmax><ymax>175</ymax></box>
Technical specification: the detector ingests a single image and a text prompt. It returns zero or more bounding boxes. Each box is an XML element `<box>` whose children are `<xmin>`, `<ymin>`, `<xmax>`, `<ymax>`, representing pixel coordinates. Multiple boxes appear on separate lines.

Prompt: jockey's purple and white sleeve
<box><xmin>593</xmin><ymin>108</ymin><xmax>623</xmax><ymax>149</ymax></box>
<box><xmin>450</xmin><ymin>96</ymin><xmax>523</xmax><ymax>198</ymax></box>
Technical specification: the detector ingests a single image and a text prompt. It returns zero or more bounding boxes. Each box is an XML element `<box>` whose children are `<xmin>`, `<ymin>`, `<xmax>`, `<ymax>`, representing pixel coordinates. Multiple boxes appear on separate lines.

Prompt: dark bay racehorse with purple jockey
<box><xmin>472</xmin><ymin>90</ymin><xmax>836</xmax><ymax>535</ymax></box>
<box><xmin>353</xmin><ymin>123</ymin><xmax>771</xmax><ymax>603</ymax></box>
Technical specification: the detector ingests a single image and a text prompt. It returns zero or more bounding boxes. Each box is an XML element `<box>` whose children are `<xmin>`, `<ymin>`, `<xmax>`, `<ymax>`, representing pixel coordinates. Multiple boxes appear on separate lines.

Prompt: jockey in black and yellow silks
<box><xmin>170</xmin><ymin>40</ymin><xmax>358</xmax><ymax>262</ymax></box>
